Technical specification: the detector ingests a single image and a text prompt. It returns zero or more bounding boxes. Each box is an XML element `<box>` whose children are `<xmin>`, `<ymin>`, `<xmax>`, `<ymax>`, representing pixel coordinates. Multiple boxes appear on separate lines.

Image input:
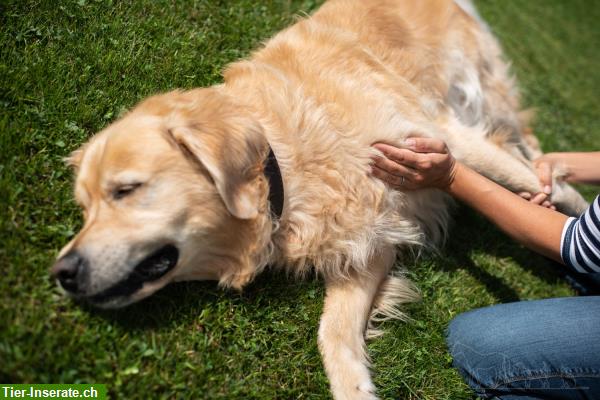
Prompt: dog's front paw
<box><xmin>331</xmin><ymin>380</ymin><xmax>378</xmax><ymax>400</ymax></box>
<box><xmin>355</xmin><ymin>381</ymin><xmax>378</xmax><ymax>400</ymax></box>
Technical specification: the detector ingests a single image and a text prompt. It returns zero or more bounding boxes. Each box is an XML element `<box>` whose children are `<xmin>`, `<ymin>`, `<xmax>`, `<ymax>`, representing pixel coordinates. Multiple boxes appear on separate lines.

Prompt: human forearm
<box><xmin>540</xmin><ymin>152</ymin><xmax>600</xmax><ymax>185</ymax></box>
<box><xmin>448</xmin><ymin>162</ymin><xmax>568</xmax><ymax>262</ymax></box>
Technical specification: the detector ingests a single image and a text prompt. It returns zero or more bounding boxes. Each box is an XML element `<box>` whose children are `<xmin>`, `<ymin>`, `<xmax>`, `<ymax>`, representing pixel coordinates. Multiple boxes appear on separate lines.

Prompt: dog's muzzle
<box><xmin>89</xmin><ymin>244</ymin><xmax>179</xmax><ymax>305</ymax></box>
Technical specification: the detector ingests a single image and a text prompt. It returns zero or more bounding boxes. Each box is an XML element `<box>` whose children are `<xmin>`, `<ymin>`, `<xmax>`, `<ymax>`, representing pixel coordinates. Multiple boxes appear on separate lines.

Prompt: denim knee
<box><xmin>446</xmin><ymin>309</ymin><xmax>501</xmax><ymax>395</ymax></box>
<box><xmin>446</xmin><ymin>298</ymin><xmax>600</xmax><ymax>400</ymax></box>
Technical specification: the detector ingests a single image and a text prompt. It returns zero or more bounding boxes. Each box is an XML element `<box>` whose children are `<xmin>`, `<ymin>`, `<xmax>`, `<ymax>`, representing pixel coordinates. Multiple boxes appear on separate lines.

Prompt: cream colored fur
<box><xmin>57</xmin><ymin>0</ymin><xmax>588</xmax><ymax>398</ymax></box>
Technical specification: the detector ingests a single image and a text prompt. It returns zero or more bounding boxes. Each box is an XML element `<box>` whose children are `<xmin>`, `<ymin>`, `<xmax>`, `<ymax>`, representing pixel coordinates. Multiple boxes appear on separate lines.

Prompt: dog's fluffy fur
<box><xmin>56</xmin><ymin>0</ymin><xmax>588</xmax><ymax>398</ymax></box>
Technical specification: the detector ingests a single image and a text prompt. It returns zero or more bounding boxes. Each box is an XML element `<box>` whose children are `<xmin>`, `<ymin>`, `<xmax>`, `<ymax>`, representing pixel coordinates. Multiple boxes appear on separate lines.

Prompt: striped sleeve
<box><xmin>560</xmin><ymin>195</ymin><xmax>600</xmax><ymax>273</ymax></box>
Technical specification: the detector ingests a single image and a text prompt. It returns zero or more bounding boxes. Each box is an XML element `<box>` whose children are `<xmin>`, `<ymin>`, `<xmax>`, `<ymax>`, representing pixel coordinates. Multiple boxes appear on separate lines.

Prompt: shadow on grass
<box><xmin>86</xmin><ymin>270</ymin><xmax>322</xmax><ymax>331</ymax></box>
<box><xmin>435</xmin><ymin>205</ymin><xmax>569</xmax><ymax>302</ymax></box>
<box><xmin>436</xmin><ymin>251</ymin><xmax>523</xmax><ymax>303</ymax></box>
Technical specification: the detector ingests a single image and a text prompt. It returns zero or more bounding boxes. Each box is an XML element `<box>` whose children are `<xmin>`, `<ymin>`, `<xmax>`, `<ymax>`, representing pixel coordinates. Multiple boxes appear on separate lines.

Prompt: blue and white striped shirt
<box><xmin>560</xmin><ymin>195</ymin><xmax>600</xmax><ymax>273</ymax></box>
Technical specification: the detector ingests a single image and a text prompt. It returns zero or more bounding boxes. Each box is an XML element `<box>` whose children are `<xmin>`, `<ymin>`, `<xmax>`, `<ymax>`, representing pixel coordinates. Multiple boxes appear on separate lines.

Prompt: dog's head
<box><xmin>51</xmin><ymin>88</ymin><xmax>272</xmax><ymax>308</ymax></box>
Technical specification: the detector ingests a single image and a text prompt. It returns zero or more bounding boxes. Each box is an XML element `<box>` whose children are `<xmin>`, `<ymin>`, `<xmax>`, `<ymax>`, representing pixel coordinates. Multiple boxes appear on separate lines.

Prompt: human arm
<box><xmin>445</xmin><ymin>162</ymin><xmax>568</xmax><ymax>262</ymax></box>
<box><xmin>370</xmin><ymin>139</ymin><xmax>569</xmax><ymax>262</ymax></box>
<box><xmin>534</xmin><ymin>152</ymin><xmax>600</xmax><ymax>191</ymax></box>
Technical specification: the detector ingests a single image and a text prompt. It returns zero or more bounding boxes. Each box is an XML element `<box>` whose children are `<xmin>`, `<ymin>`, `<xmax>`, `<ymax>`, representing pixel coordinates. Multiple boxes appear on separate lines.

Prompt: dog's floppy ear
<box><xmin>168</xmin><ymin>116</ymin><xmax>268</xmax><ymax>220</ymax></box>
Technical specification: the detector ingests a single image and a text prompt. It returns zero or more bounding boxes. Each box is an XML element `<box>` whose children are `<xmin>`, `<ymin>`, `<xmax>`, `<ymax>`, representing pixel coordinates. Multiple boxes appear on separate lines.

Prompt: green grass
<box><xmin>1</xmin><ymin>0</ymin><xmax>598</xmax><ymax>398</ymax></box>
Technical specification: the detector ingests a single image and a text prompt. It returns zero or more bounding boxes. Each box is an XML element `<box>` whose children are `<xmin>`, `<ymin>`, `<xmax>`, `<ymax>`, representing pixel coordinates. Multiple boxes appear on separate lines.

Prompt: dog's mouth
<box><xmin>89</xmin><ymin>244</ymin><xmax>179</xmax><ymax>306</ymax></box>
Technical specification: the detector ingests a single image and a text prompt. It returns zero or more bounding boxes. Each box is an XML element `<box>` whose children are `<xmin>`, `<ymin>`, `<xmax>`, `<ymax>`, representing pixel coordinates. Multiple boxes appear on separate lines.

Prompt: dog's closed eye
<box><xmin>113</xmin><ymin>183</ymin><xmax>142</xmax><ymax>200</ymax></box>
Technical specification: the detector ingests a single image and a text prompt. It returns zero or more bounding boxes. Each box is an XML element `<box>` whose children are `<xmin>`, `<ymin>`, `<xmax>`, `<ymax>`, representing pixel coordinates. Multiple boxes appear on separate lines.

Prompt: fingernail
<box><xmin>543</xmin><ymin>185</ymin><xmax>552</xmax><ymax>195</ymax></box>
<box><xmin>520</xmin><ymin>193</ymin><xmax>531</xmax><ymax>199</ymax></box>
<box><xmin>404</xmin><ymin>138</ymin><xmax>416</xmax><ymax>147</ymax></box>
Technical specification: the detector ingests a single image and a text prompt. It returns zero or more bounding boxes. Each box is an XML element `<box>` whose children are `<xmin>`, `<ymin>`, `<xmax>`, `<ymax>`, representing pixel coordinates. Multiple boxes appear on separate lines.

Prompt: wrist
<box><xmin>445</xmin><ymin>161</ymin><xmax>466</xmax><ymax>195</ymax></box>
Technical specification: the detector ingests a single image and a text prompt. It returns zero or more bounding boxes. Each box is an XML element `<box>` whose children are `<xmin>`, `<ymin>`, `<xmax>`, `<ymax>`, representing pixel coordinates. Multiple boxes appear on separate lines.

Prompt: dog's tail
<box><xmin>366</xmin><ymin>273</ymin><xmax>420</xmax><ymax>339</ymax></box>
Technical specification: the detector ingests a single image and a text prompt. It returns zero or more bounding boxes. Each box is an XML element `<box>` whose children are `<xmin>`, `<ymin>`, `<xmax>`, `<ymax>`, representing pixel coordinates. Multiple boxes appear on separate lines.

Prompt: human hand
<box><xmin>517</xmin><ymin>153</ymin><xmax>558</xmax><ymax>210</ymax></box>
<box><xmin>370</xmin><ymin>138</ymin><xmax>457</xmax><ymax>191</ymax></box>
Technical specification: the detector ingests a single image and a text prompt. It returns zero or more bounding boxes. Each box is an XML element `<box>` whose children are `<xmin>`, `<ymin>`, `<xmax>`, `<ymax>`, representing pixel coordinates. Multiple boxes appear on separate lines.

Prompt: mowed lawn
<box><xmin>1</xmin><ymin>0</ymin><xmax>598</xmax><ymax>399</ymax></box>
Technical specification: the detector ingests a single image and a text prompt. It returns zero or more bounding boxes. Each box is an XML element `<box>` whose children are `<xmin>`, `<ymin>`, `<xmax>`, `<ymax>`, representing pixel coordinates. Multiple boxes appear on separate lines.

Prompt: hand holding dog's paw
<box><xmin>517</xmin><ymin>154</ymin><xmax>557</xmax><ymax>210</ymax></box>
<box><xmin>518</xmin><ymin>191</ymin><xmax>556</xmax><ymax>210</ymax></box>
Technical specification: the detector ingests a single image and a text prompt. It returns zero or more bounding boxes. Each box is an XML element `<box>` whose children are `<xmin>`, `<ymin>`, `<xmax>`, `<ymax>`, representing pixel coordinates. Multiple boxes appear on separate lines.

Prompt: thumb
<box><xmin>536</xmin><ymin>161</ymin><xmax>553</xmax><ymax>194</ymax></box>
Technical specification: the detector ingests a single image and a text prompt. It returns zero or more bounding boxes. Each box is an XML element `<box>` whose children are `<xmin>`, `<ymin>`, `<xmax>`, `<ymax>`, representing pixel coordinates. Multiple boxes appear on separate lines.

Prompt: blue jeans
<box><xmin>446</xmin><ymin>297</ymin><xmax>600</xmax><ymax>399</ymax></box>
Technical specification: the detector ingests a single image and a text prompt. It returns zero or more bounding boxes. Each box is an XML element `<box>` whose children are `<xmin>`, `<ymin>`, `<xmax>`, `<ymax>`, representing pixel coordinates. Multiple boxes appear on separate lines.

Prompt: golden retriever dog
<box><xmin>52</xmin><ymin>0</ymin><xmax>587</xmax><ymax>398</ymax></box>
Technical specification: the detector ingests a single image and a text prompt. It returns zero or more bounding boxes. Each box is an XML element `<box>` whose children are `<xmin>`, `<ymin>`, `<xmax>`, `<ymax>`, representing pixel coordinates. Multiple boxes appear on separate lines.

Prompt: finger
<box><xmin>518</xmin><ymin>192</ymin><xmax>532</xmax><ymax>200</ymax></box>
<box><xmin>371</xmin><ymin>165</ymin><xmax>414</xmax><ymax>189</ymax></box>
<box><xmin>403</xmin><ymin>137</ymin><xmax>448</xmax><ymax>154</ymax></box>
<box><xmin>550</xmin><ymin>205</ymin><xmax>557</xmax><ymax>211</ymax></box>
<box><xmin>530</xmin><ymin>192</ymin><xmax>547</xmax><ymax>205</ymax></box>
<box><xmin>372</xmin><ymin>144</ymin><xmax>421</xmax><ymax>169</ymax></box>
<box><xmin>535</xmin><ymin>161</ymin><xmax>553</xmax><ymax>194</ymax></box>
<box><xmin>542</xmin><ymin>201</ymin><xmax>552</xmax><ymax>208</ymax></box>
<box><xmin>371</xmin><ymin>156</ymin><xmax>418</xmax><ymax>179</ymax></box>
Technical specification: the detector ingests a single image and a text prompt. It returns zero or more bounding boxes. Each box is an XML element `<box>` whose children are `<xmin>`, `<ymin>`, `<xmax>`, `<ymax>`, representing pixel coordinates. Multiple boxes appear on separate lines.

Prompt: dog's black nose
<box><xmin>51</xmin><ymin>251</ymin><xmax>87</xmax><ymax>293</ymax></box>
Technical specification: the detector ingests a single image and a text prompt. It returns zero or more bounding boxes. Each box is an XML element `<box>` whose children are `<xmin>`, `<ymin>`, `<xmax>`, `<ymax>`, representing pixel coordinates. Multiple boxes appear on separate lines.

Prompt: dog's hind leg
<box><xmin>318</xmin><ymin>246</ymin><xmax>404</xmax><ymax>400</ymax></box>
<box><xmin>439</xmin><ymin>119</ymin><xmax>589</xmax><ymax>215</ymax></box>
<box><xmin>440</xmin><ymin>120</ymin><xmax>541</xmax><ymax>193</ymax></box>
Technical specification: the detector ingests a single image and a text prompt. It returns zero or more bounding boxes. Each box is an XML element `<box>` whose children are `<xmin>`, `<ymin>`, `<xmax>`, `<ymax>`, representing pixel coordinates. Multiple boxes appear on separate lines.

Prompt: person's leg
<box><xmin>446</xmin><ymin>297</ymin><xmax>600</xmax><ymax>400</ymax></box>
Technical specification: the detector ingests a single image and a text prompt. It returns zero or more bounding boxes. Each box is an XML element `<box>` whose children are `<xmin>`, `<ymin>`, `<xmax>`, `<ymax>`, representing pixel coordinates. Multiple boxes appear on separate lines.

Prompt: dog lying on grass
<box><xmin>52</xmin><ymin>0</ymin><xmax>587</xmax><ymax>398</ymax></box>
